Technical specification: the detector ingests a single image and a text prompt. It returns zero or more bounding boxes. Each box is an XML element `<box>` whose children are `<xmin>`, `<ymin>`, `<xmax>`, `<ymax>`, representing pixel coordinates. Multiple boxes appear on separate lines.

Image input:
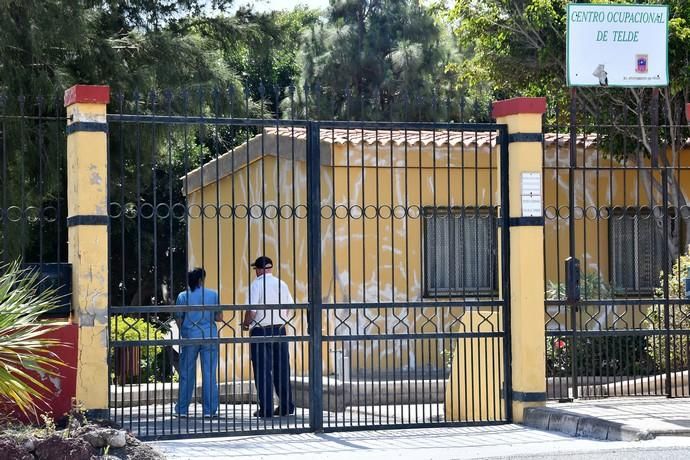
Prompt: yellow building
<box><xmin>182</xmin><ymin>126</ymin><xmax>690</xmax><ymax>383</ymax></box>
<box><xmin>183</xmin><ymin>127</ymin><xmax>501</xmax><ymax>387</ymax></box>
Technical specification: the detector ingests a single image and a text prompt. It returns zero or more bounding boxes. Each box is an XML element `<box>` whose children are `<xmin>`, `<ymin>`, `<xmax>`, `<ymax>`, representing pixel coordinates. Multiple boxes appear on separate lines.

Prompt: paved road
<box><xmin>151</xmin><ymin>425</ymin><xmax>690</xmax><ymax>460</ymax></box>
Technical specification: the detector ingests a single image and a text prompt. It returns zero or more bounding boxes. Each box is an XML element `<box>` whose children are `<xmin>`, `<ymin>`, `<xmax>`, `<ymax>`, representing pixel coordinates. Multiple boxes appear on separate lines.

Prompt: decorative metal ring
<box><xmin>320</xmin><ymin>205</ymin><xmax>334</xmax><ymax>219</ymax></box>
<box><xmin>393</xmin><ymin>205</ymin><xmax>406</xmax><ymax>219</ymax></box>
<box><xmin>109</xmin><ymin>202</ymin><xmax>123</xmax><ymax>218</ymax></box>
<box><xmin>349</xmin><ymin>205</ymin><xmax>363</xmax><ymax>219</ymax></box>
<box><xmin>264</xmin><ymin>204</ymin><xmax>279</xmax><ymax>220</ymax></box>
<box><xmin>334</xmin><ymin>205</ymin><xmax>349</xmax><ymax>219</ymax></box>
<box><xmin>249</xmin><ymin>204</ymin><xmax>263</xmax><ymax>219</ymax></box>
<box><xmin>651</xmin><ymin>205</ymin><xmax>664</xmax><ymax>220</ymax></box>
<box><xmin>598</xmin><ymin>206</ymin><xmax>610</xmax><ymax>219</ymax></box>
<box><xmin>139</xmin><ymin>203</ymin><xmax>155</xmax><ymax>219</ymax></box>
<box><xmin>7</xmin><ymin>206</ymin><xmax>22</xmax><ymax>222</ymax></box>
<box><xmin>378</xmin><ymin>205</ymin><xmax>392</xmax><ymax>219</ymax></box>
<box><xmin>156</xmin><ymin>203</ymin><xmax>170</xmax><ymax>219</ymax></box>
<box><xmin>187</xmin><ymin>204</ymin><xmax>202</xmax><ymax>219</ymax></box>
<box><xmin>218</xmin><ymin>204</ymin><xmax>233</xmax><ymax>219</ymax></box>
<box><xmin>172</xmin><ymin>203</ymin><xmax>187</xmax><ymax>220</ymax></box>
<box><xmin>407</xmin><ymin>205</ymin><xmax>421</xmax><ymax>219</ymax></box>
<box><xmin>584</xmin><ymin>206</ymin><xmax>598</xmax><ymax>220</ymax></box>
<box><xmin>124</xmin><ymin>203</ymin><xmax>138</xmax><ymax>219</ymax></box>
<box><xmin>610</xmin><ymin>205</ymin><xmax>625</xmax><ymax>219</ymax></box>
<box><xmin>25</xmin><ymin>206</ymin><xmax>40</xmax><ymax>223</ymax></box>
<box><xmin>234</xmin><ymin>204</ymin><xmax>248</xmax><ymax>219</ymax></box>
<box><xmin>202</xmin><ymin>204</ymin><xmax>217</xmax><ymax>219</ymax></box>
<box><xmin>42</xmin><ymin>206</ymin><xmax>59</xmax><ymax>223</ymax></box>
<box><xmin>556</xmin><ymin>206</ymin><xmax>570</xmax><ymax>220</ymax></box>
<box><xmin>279</xmin><ymin>205</ymin><xmax>294</xmax><ymax>219</ymax></box>
<box><xmin>294</xmin><ymin>205</ymin><xmax>308</xmax><ymax>219</ymax></box>
<box><xmin>363</xmin><ymin>205</ymin><xmax>377</xmax><ymax>219</ymax></box>
<box><xmin>544</xmin><ymin>206</ymin><xmax>558</xmax><ymax>220</ymax></box>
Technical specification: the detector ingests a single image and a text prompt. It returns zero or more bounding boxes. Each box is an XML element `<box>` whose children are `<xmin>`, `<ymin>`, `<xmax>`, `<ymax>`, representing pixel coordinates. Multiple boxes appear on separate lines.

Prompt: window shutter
<box><xmin>636</xmin><ymin>216</ymin><xmax>655</xmax><ymax>292</ymax></box>
<box><xmin>611</xmin><ymin>213</ymin><xmax>635</xmax><ymax>291</ymax></box>
<box><xmin>610</xmin><ymin>208</ymin><xmax>661</xmax><ymax>294</ymax></box>
<box><xmin>424</xmin><ymin>207</ymin><xmax>497</xmax><ymax>295</ymax></box>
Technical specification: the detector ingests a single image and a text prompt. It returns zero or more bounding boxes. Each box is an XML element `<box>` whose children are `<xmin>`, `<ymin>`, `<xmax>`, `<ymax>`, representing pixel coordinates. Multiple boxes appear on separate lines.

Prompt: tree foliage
<box><xmin>0</xmin><ymin>1</ymin><xmax>318</xmax><ymax>306</ymax></box>
<box><xmin>291</xmin><ymin>0</ymin><xmax>464</xmax><ymax>120</ymax></box>
<box><xmin>447</xmin><ymin>0</ymin><xmax>690</xmax><ymax>129</ymax></box>
<box><xmin>448</xmin><ymin>0</ymin><xmax>690</xmax><ymax>258</ymax></box>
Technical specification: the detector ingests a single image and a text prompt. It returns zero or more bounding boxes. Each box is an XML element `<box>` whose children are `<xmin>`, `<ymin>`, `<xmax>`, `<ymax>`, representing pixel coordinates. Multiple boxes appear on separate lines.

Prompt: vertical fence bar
<box><xmin>307</xmin><ymin>120</ymin><xmax>323</xmax><ymax>431</ymax></box>
<box><xmin>651</xmin><ymin>88</ymin><xmax>673</xmax><ymax>398</ymax></box>
<box><xmin>499</xmin><ymin>125</ymin><xmax>512</xmax><ymax>420</ymax></box>
<box><xmin>568</xmin><ymin>88</ymin><xmax>578</xmax><ymax>400</ymax></box>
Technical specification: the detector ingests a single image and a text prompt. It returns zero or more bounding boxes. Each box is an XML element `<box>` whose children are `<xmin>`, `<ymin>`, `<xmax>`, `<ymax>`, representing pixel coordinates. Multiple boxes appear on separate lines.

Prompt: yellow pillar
<box><xmin>64</xmin><ymin>85</ymin><xmax>110</xmax><ymax>415</ymax></box>
<box><xmin>493</xmin><ymin>97</ymin><xmax>547</xmax><ymax>422</ymax></box>
<box><xmin>444</xmin><ymin>310</ymin><xmax>503</xmax><ymax>422</ymax></box>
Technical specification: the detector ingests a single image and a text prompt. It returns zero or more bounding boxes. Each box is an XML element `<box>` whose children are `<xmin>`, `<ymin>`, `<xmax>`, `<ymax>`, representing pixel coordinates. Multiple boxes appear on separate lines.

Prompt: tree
<box><xmin>290</xmin><ymin>0</ymin><xmax>463</xmax><ymax>121</ymax></box>
<box><xmin>447</xmin><ymin>0</ymin><xmax>690</xmax><ymax>257</ymax></box>
<box><xmin>0</xmin><ymin>1</ymin><xmax>318</xmax><ymax>307</ymax></box>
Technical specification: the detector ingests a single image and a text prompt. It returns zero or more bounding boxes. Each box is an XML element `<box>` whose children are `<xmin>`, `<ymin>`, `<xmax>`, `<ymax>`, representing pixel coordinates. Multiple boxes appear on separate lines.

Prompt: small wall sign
<box><xmin>521</xmin><ymin>172</ymin><xmax>542</xmax><ymax>217</ymax></box>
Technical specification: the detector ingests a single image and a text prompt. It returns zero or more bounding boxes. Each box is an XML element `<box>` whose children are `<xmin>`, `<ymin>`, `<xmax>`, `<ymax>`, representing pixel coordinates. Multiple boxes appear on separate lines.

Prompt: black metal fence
<box><xmin>106</xmin><ymin>89</ymin><xmax>510</xmax><ymax>439</ymax></box>
<box><xmin>544</xmin><ymin>90</ymin><xmax>690</xmax><ymax>401</ymax></box>
<box><xmin>0</xmin><ymin>95</ymin><xmax>70</xmax><ymax>315</ymax></box>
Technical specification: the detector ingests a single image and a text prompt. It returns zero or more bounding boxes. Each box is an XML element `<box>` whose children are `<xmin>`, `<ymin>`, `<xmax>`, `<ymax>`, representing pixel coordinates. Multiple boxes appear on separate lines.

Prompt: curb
<box><xmin>523</xmin><ymin>407</ymin><xmax>655</xmax><ymax>441</ymax></box>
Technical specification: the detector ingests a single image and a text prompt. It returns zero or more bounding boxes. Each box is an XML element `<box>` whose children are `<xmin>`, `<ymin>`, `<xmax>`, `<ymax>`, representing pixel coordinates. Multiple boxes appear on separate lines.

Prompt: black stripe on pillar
<box><xmin>508</xmin><ymin>133</ymin><xmax>543</xmax><ymax>143</ymax></box>
<box><xmin>513</xmin><ymin>391</ymin><xmax>547</xmax><ymax>402</ymax></box>
<box><xmin>497</xmin><ymin>217</ymin><xmax>545</xmax><ymax>227</ymax></box>
<box><xmin>509</xmin><ymin>216</ymin><xmax>544</xmax><ymax>227</ymax></box>
<box><xmin>66</xmin><ymin>122</ymin><xmax>108</xmax><ymax>135</ymax></box>
<box><xmin>67</xmin><ymin>215</ymin><xmax>109</xmax><ymax>227</ymax></box>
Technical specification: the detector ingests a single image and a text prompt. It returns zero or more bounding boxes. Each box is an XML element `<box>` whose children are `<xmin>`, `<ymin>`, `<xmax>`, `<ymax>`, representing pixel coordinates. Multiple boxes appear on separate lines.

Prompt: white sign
<box><xmin>521</xmin><ymin>172</ymin><xmax>542</xmax><ymax>217</ymax></box>
<box><xmin>567</xmin><ymin>4</ymin><xmax>668</xmax><ymax>87</ymax></box>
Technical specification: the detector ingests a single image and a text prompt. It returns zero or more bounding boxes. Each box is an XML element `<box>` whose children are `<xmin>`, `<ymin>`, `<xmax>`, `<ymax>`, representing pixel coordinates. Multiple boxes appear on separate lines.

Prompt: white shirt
<box><xmin>248</xmin><ymin>273</ymin><xmax>294</xmax><ymax>326</ymax></box>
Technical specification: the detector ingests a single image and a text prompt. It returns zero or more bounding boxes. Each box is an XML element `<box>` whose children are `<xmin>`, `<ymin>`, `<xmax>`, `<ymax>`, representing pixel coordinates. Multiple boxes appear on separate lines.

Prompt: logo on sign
<box><xmin>636</xmin><ymin>54</ymin><xmax>648</xmax><ymax>74</ymax></box>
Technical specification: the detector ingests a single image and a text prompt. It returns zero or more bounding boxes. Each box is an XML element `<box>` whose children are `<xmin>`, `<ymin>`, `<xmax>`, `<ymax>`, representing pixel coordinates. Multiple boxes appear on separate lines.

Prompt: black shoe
<box><xmin>253</xmin><ymin>410</ymin><xmax>272</xmax><ymax>418</ymax></box>
<box><xmin>273</xmin><ymin>406</ymin><xmax>295</xmax><ymax>416</ymax></box>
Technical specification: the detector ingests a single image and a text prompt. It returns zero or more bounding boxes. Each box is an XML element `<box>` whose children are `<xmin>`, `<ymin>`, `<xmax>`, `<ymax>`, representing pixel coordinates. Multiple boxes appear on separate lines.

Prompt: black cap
<box><xmin>251</xmin><ymin>256</ymin><xmax>273</xmax><ymax>269</ymax></box>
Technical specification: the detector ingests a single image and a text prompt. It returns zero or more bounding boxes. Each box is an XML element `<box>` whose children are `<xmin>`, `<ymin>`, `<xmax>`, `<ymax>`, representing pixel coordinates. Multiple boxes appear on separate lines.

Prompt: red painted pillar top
<box><xmin>492</xmin><ymin>97</ymin><xmax>547</xmax><ymax>119</ymax></box>
<box><xmin>64</xmin><ymin>85</ymin><xmax>110</xmax><ymax>107</ymax></box>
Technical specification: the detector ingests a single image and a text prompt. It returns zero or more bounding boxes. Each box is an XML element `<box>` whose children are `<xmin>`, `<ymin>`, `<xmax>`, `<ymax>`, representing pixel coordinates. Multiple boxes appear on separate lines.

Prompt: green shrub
<box><xmin>651</xmin><ymin>247</ymin><xmax>690</xmax><ymax>372</ymax></box>
<box><xmin>546</xmin><ymin>335</ymin><xmax>659</xmax><ymax>378</ymax></box>
<box><xmin>109</xmin><ymin>316</ymin><xmax>173</xmax><ymax>384</ymax></box>
<box><xmin>546</xmin><ymin>270</ymin><xmax>612</xmax><ymax>301</ymax></box>
<box><xmin>546</xmin><ymin>271</ymin><xmax>658</xmax><ymax>378</ymax></box>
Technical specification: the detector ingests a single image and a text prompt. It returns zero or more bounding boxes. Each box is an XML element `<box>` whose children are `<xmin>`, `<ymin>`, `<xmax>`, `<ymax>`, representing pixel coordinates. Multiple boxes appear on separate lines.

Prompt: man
<box><xmin>242</xmin><ymin>256</ymin><xmax>296</xmax><ymax>418</ymax></box>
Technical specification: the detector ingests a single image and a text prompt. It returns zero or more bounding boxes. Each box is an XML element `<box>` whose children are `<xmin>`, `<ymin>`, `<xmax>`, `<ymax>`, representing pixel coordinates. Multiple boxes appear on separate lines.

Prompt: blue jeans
<box><xmin>250</xmin><ymin>325</ymin><xmax>294</xmax><ymax>416</ymax></box>
<box><xmin>176</xmin><ymin>342</ymin><xmax>219</xmax><ymax>416</ymax></box>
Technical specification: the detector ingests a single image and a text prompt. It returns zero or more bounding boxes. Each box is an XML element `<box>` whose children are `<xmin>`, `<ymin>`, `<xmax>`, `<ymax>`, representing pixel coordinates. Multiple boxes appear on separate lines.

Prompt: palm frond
<box><xmin>0</xmin><ymin>260</ymin><xmax>68</xmax><ymax>419</ymax></box>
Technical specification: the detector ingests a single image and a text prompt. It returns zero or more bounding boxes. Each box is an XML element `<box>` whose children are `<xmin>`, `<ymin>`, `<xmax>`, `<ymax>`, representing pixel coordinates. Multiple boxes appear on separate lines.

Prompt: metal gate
<box><xmin>544</xmin><ymin>92</ymin><xmax>690</xmax><ymax>401</ymax></box>
<box><xmin>106</xmin><ymin>92</ymin><xmax>511</xmax><ymax>439</ymax></box>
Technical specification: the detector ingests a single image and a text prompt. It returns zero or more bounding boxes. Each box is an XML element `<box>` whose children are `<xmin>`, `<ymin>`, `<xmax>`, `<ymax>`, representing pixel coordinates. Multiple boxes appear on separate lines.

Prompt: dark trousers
<box><xmin>250</xmin><ymin>325</ymin><xmax>294</xmax><ymax>416</ymax></box>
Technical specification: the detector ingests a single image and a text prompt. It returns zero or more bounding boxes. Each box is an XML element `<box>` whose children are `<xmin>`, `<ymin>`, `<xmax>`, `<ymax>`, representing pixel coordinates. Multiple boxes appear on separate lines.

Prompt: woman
<box><xmin>174</xmin><ymin>268</ymin><xmax>222</xmax><ymax>418</ymax></box>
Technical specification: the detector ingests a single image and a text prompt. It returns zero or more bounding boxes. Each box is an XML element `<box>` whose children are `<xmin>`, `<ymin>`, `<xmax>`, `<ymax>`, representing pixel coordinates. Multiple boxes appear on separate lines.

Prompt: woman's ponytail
<box><xmin>187</xmin><ymin>267</ymin><xmax>206</xmax><ymax>291</ymax></box>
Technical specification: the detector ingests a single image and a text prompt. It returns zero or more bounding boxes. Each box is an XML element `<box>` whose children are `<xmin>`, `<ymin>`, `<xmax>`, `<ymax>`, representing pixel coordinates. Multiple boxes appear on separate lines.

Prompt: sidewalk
<box><xmin>524</xmin><ymin>397</ymin><xmax>690</xmax><ymax>440</ymax></box>
<box><xmin>150</xmin><ymin>425</ymin><xmax>690</xmax><ymax>460</ymax></box>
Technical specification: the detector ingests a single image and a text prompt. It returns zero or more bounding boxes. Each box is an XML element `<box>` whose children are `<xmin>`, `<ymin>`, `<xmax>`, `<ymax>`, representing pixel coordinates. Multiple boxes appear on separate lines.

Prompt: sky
<box><xmin>231</xmin><ymin>0</ymin><xmax>331</xmax><ymax>13</ymax></box>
